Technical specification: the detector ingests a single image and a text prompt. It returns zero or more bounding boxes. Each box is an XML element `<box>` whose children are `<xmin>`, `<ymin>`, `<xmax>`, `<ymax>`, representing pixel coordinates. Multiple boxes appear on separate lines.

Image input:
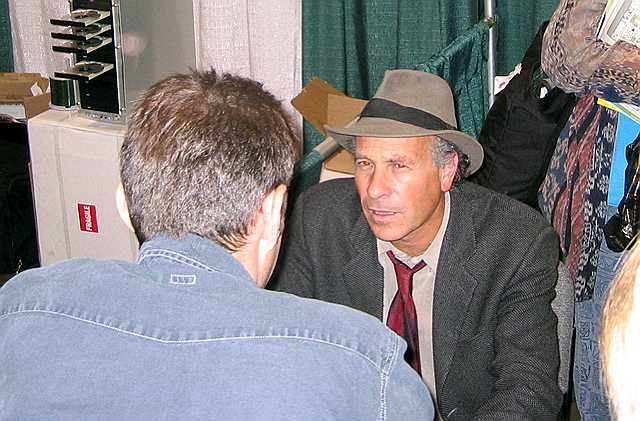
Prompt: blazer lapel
<box><xmin>433</xmin><ymin>187</ymin><xmax>479</xmax><ymax>396</ymax></box>
<box><xmin>343</xmin><ymin>211</ymin><xmax>385</xmax><ymax>320</ymax></box>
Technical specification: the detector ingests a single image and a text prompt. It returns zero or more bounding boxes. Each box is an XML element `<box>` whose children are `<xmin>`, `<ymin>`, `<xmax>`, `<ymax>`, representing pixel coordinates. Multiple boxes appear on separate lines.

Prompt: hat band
<box><xmin>359</xmin><ymin>98</ymin><xmax>457</xmax><ymax>132</ymax></box>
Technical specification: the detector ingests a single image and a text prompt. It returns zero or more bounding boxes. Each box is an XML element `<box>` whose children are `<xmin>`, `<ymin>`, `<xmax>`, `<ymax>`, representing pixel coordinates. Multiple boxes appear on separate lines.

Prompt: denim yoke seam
<box><xmin>137</xmin><ymin>249</ymin><xmax>222</xmax><ymax>274</ymax></box>
<box><xmin>378</xmin><ymin>334</ymin><xmax>400</xmax><ymax>421</ymax></box>
<box><xmin>0</xmin><ymin>309</ymin><xmax>385</xmax><ymax>371</ymax></box>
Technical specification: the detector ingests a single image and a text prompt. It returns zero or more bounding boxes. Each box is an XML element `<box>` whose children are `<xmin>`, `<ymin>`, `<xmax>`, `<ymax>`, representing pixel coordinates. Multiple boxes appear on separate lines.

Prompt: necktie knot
<box><xmin>386</xmin><ymin>250</ymin><xmax>426</xmax><ymax>295</ymax></box>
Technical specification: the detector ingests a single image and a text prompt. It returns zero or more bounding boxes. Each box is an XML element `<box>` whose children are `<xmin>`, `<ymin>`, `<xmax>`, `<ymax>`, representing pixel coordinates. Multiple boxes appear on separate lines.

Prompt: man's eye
<box><xmin>393</xmin><ymin>162</ymin><xmax>407</xmax><ymax>169</ymax></box>
<box><xmin>356</xmin><ymin>160</ymin><xmax>371</xmax><ymax>168</ymax></box>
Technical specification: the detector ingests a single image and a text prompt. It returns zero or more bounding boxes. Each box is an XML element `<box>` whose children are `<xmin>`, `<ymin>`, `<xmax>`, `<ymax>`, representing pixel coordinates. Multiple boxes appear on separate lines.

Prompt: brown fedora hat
<box><xmin>326</xmin><ymin>69</ymin><xmax>484</xmax><ymax>174</ymax></box>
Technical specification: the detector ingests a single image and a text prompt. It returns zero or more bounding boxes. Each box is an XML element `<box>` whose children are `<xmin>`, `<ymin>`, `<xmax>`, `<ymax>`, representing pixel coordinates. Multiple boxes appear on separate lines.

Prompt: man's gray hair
<box><xmin>431</xmin><ymin>136</ymin><xmax>470</xmax><ymax>184</ymax></box>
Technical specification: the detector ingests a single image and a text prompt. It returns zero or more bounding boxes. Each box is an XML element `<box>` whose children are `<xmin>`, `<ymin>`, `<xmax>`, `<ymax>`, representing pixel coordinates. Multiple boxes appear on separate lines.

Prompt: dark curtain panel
<box><xmin>0</xmin><ymin>0</ymin><xmax>13</xmax><ymax>72</ymax></box>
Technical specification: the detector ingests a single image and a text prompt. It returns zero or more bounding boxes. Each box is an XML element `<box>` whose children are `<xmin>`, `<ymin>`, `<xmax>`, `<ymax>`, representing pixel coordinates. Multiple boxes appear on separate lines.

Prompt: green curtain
<box><xmin>493</xmin><ymin>1</ymin><xmax>560</xmax><ymax>75</ymax></box>
<box><xmin>299</xmin><ymin>0</ymin><xmax>560</xmax><ymax>187</ymax></box>
<box><xmin>302</xmin><ymin>0</ymin><xmax>478</xmax><ymax>154</ymax></box>
<box><xmin>0</xmin><ymin>0</ymin><xmax>13</xmax><ymax>72</ymax></box>
<box><xmin>292</xmin><ymin>22</ymin><xmax>488</xmax><ymax>197</ymax></box>
<box><xmin>415</xmin><ymin>21</ymin><xmax>489</xmax><ymax>140</ymax></box>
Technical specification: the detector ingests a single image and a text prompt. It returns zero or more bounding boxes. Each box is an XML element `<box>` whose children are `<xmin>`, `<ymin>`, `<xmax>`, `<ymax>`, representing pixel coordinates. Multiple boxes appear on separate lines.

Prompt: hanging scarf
<box><xmin>539</xmin><ymin>95</ymin><xmax>617</xmax><ymax>301</ymax></box>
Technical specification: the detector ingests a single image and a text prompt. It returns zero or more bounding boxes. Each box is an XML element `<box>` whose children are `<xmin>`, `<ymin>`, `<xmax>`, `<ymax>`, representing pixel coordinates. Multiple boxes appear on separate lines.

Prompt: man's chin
<box><xmin>367</xmin><ymin>224</ymin><xmax>404</xmax><ymax>243</ymax></box>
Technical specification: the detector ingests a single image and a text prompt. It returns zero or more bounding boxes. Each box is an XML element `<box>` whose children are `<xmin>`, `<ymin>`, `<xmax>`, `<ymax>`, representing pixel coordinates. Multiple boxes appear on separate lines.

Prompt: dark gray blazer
<box><xmin>270</xmin><ymin>178</ymin><xmax>562</xmax><ymax>420</ymax></box>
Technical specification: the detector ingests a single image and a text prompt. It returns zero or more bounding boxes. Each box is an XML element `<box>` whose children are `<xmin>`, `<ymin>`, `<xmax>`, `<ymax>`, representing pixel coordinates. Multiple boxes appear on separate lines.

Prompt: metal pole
<box><xmin>485</xmin><ymin>0</ymin><xmax>497</xmax><ymax>107</ymax></box>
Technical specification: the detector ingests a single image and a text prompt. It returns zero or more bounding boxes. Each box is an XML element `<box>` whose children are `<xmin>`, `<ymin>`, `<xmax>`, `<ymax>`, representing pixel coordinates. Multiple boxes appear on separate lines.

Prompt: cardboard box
<box><xmin>28</xmin><ymin>110</ymin><xmax>139</xmax><ymax>265</ymax></box>
<box><xmin>291</xmin><ymin>78</ymin><xmax>367</xmax><ymax>175</ymax></box>
<box><xmin>0</xmin><ymin>73</ymin><xmax>51</xmax><ymax>119</ymax></box>
<box><xmin>325</xmin><ymin>94</ymin><xmax>367</xmax><ymax>174</ymax></box>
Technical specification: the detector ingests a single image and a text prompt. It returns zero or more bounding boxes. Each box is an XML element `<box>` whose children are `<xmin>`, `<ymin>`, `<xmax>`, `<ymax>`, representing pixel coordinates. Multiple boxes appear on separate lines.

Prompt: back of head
<box><xmin>602</xmin><ymin>242</ymin><xmax>640</xmax><ymax>420</ymax></box>
<box><xmin>120</xmin><ymin>70</ymin><xmax>297</xmax><ymax>251</ymax></box>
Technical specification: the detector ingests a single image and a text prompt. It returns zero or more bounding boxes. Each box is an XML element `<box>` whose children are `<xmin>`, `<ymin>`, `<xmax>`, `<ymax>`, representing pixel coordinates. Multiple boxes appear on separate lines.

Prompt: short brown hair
<box><xmin>120</xmin><ymin>70</ymin><xmax>298</xmax><ymax>251</ymax></box>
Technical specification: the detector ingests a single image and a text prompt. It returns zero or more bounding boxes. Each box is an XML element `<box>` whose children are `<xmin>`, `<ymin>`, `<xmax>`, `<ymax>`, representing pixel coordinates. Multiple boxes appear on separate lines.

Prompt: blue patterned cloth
<box><xmin>573</xmin><ymin>206</ymin><xmax>624</xmax><ymax>421</ymax></box>
<box><xmin>538</xmin><ymin>97</ymin><xmax>617</xmax><ymax>302</ymax></box>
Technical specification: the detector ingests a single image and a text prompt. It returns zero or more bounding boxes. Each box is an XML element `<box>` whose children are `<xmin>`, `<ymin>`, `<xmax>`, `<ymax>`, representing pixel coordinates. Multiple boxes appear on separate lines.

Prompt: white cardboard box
<box><xmin>28</xmin><ymin>110</ymin><xmax>138</xmax><ymax>266</ymax></box>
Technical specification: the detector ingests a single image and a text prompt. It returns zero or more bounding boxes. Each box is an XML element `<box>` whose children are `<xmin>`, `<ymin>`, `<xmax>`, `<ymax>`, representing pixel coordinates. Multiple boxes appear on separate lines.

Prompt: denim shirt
<box><xmin>0</xmin><ymin>234</ymin><xmax>433</xmax><ymax>420</ymax></box>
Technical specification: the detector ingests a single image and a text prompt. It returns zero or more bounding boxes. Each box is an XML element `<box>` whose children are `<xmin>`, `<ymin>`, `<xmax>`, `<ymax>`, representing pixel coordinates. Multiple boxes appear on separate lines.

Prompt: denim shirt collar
<box><xmin>137</xmin><ymin>233</ymin><xmax>255</xmax><ymax>288</ymax></box>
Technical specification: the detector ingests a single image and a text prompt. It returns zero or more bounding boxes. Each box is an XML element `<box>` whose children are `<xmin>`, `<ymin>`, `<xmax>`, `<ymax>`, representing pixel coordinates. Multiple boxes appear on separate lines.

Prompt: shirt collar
<box><xmin>377</xmin><ymin>191</ymin><xmax>450</xmax><ymax>268</ymax></box>
<box><xmin>137</xmin><ymin>233</ymin><xmax>254</xmax><ymax>285</ymax></box>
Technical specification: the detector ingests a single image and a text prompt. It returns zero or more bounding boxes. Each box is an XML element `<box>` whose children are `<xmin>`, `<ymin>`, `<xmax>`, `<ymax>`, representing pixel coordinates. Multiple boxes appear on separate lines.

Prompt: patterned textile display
<box><xmin>573</xmin><ymin>208</ymin><xmax>622</xmax><ymax>421</ymax></box>
<box><xmin>538</xmin><ymin>95</ymin><xmax>617</xmax><ymax>302</ymax></box>
<box><xmin>542</xmin><ymin>0</ymin><xmax>640</xmax><ymax>106</ymax></box>
<box><xmin>541</xmin><ymin>2</ymin><xmax>640</xmax><ymax>418</ymax></box>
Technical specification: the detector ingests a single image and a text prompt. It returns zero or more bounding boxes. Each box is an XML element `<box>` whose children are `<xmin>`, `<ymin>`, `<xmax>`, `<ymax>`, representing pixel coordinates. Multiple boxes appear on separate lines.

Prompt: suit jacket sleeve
<box><xmin>471</xmin><ymin>226</ymin><xmax>562</xmax><ymax>421</ymax></box>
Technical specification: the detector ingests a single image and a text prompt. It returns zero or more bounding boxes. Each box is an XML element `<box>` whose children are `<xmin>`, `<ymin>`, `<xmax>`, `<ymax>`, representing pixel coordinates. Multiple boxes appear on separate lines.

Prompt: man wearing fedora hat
<box><xmin>271</xmin><ymin>69</ymin><xmax>562</xmax><ymax>419</ymax></box>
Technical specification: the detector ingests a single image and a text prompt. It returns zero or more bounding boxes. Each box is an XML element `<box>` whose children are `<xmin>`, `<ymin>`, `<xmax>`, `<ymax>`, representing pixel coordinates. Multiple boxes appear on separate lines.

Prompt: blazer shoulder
<box><xmin>297</xmin><ymin>178</ymin><xmax>362</xmax><ymax>225</ymax></box>
<box><xmin>458</xmin><ymin>182</ymin><xmax>551</xmax><ymax>232</ymax></box>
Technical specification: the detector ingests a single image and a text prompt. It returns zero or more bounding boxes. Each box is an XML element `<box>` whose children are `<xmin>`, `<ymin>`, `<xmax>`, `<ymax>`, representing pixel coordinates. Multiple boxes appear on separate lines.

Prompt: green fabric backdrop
<box><xmin>302</xmin><ymin>0</ymin><xmax>478</xmax><ymax>155</ymax></box>
<box><xmin>494</xmin><ymin>1</ymin><xmax>560</xmax><ymax>75</ymax></box>
<box><xmin>415</xmin><ymin>21</ymin><xmax>489</xmax><ymax>140</ymax></box>
<box><xmin>0</xmin><ymin>0</ymin><xmax>13</xmax><ymax>72</ymax></box>
<box><xmin>300</xmin><ymin>0</ymin><xmax>559</xmax><ymax>186</ymax></box>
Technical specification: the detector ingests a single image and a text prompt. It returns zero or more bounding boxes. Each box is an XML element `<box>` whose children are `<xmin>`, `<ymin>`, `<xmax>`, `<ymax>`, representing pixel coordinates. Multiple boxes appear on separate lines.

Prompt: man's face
<box><xmin>354</xmin><ymin>136</ymin><xmax>457</xmax><ymax>256</ymax></box>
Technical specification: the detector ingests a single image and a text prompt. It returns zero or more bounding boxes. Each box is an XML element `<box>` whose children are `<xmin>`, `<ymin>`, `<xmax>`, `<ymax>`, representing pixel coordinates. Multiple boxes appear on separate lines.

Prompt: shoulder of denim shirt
<box><xmin>263</xmin><ymin>288</ymin><xmax>406</xmax><ymax>372</ymax></box>
<box><xmin>0</xmin><ymin>258</ymin><xmax>405</xmax><ymax>374</ymax></box>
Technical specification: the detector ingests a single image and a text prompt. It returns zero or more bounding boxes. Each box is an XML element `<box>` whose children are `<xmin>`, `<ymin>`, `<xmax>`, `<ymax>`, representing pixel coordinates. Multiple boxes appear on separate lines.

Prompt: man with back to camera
<box><xmin>0</xmin><ymin>70</ymin><xmax>434</xmax><ymax>420</ymax></box>
<box><xmin>270</xmin><ymin>69</ymin><xmax>563</xmax><ymax>420</ymax></box>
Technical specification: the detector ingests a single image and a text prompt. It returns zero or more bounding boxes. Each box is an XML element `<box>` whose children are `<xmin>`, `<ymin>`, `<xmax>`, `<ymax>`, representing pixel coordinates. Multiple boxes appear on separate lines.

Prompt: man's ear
<box><xmin>439</xmin><ymin>153</ymin><xmax>459</xmax><ymax>192</ymax></box>
<box><xmin>260</xmin><ymin>184</ymin><xmax>288</xmax><ymax>248</ymax></box>
<box><xmin>115</xmin><ymin>183</ymin><xmax>135</xmax><ymax>233</ymax></box>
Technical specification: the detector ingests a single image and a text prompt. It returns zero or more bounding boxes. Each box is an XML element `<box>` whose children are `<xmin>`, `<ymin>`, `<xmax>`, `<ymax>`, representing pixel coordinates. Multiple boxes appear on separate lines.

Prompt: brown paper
<box><xmin>323</xmin><ymin>93</ymin><xmax>367</xmax><ymax>174</ymax></box>
<box><xmin>290</xmin><ymin>78</ymin><xmax>345</xmax><ymax>136</ymax></box>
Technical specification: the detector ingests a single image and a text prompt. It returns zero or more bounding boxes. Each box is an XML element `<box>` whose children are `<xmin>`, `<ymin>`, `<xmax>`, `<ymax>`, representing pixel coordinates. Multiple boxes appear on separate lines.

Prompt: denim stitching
<box><xmin>0</xmin><ymin>309</ymin><xmax>383</xmax><ymax>370</ymax></box>
<box><xmin>137</xmin><ymin>249</ymin><xmax>221</xmax><ymax>273</ymax></box>
<box><xmin>379</xmin><ymin>335</ymin><xmax>399</xmax><ymax>421</ymax></box>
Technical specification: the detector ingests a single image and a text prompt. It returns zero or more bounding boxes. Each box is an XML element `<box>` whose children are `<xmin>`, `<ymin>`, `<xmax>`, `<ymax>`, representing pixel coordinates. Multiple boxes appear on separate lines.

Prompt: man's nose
<box><xmin>367</xmin><ymin>168</ymin><xmax>391</xmax><ymax>199</ymax></box>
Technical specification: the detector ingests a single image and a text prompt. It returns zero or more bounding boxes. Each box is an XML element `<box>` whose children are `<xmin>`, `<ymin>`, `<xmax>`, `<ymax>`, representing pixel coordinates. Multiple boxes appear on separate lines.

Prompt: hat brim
<box><xmin>326</xmin><ymin>117</ymin><xmax>484</xmax><ymax>175</ymax></box>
